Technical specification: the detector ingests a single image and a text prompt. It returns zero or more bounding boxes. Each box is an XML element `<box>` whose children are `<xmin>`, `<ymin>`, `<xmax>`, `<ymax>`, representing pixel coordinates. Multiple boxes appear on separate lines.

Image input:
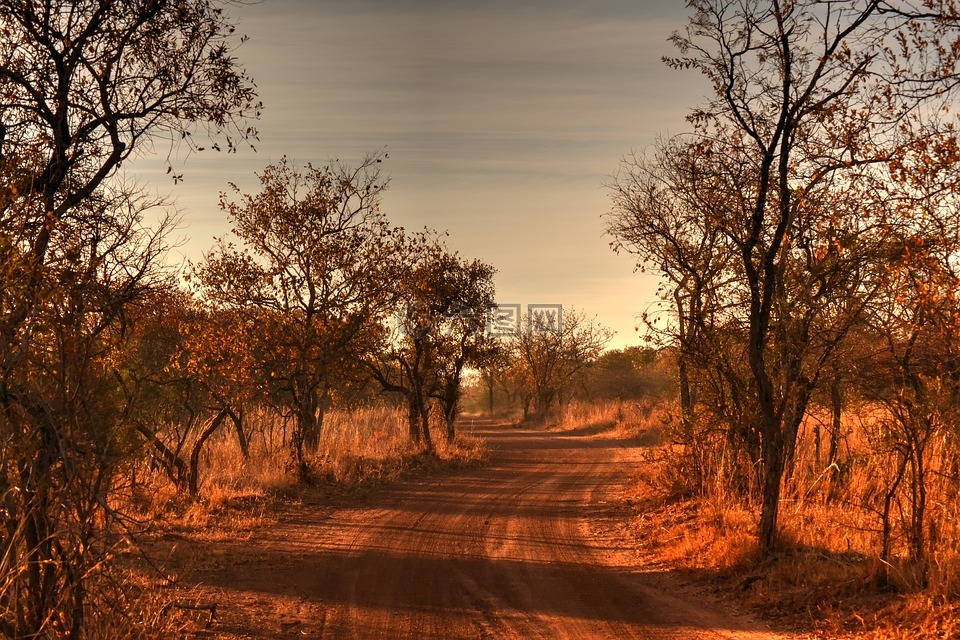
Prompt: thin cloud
<box><xmin>133</xmin><ymin>0</ymin><xmax>704</xmax><ymax>347</ymax></box>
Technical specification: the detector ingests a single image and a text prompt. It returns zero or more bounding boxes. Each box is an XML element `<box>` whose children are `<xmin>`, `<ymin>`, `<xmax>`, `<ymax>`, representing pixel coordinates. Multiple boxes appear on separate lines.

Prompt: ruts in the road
<box><xmin>191</xmin><ymin>418</ymin><xmax>796</xmax><ymax>640</ymax></box>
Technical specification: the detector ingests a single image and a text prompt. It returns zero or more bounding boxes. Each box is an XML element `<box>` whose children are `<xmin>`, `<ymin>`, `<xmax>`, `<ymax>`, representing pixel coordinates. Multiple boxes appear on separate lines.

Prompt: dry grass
<box><xmin>102</xmin><ymin>403</ymin><xmax>487</xmax><ymax>638</ymax></box>
<box><xmin>127</xmin><ymin>404</ymin><xmax>487</xmax><ymax>515</ymax></box>
<box><xmin>309</xmin><ymin>405</ymin><xmax>487</xmax><ymax>487</ymax></box>
<box><xmin>82</xmin><ymin>571</ymin><xmax>217</xmax><ymax>640</ymax></box>
<box><xmin>553</xmin><ymin>399</ymin><xmax>668</xmax><ymax>444</ymax></box>
<box><xmin>614</xmin><ymin>399</ymin><xmax>960</xmax><ymax>638</ymax></box>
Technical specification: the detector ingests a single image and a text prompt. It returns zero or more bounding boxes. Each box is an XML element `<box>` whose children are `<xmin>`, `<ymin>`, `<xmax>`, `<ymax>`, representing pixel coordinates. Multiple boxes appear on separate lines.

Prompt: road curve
<box><xmin>190</xmin><ymin>418</ymin><xmax>795</xmax><ymax>639</ymax></box>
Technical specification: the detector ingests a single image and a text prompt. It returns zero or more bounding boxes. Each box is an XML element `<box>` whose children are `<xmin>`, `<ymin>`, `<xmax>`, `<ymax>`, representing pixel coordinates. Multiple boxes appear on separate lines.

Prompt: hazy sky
<box><xmin>131</xmin><ymin>0</ymin><xmax>708</xmax><ymax>348</ymax></box>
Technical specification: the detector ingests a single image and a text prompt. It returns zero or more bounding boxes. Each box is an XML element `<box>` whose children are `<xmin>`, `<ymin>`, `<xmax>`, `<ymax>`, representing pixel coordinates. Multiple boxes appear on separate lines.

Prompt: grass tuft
<box><xmin>611</xmin><ymin>398</ymin><xmax>960</xmax><ymax>638</ymax></box>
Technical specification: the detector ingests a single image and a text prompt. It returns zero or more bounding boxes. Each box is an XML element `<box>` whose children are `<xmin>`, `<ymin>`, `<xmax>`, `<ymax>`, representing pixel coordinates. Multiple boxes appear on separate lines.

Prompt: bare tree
<box><xmin>607</xmin><ymin>136</ymin><xmax>741</xmax><ymax>484</ymax></box>
<box><xmin>649</xmin><ymin>0</ymin><xmax>960</xmax><ymax>552</ymax></box>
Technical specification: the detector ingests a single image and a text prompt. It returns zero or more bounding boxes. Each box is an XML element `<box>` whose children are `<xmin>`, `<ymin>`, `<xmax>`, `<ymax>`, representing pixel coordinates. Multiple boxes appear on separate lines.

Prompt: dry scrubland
<box><xmin>12</xmin><ymin>2</ymin><xmax>960</xmax><ymax>638</ymax></box>
<box><xmin>76</xmin><ymin>406</ymin><xmax>487</xmax><ymax>639</ymax></box>
<box><xmin>553</xmin><ymin>400</ymin><xmax>960</xmax><ymax>639</ymax></box>
<box><xmin>25</xmin><ymin>394</ymin><xmax>960</xmax><ymax>639</ymax></box>
<box><xmin>52</xmin><ymin>396</ymin><xmax>960</xmax><ymax>639</ymax></box>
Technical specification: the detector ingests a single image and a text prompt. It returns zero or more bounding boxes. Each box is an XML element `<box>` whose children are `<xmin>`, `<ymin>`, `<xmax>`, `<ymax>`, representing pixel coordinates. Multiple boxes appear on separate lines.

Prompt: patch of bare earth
<box><xmin>162</xmin><ymin>418</ymin><xmax>800</xmax><ymax>639</ymax></box>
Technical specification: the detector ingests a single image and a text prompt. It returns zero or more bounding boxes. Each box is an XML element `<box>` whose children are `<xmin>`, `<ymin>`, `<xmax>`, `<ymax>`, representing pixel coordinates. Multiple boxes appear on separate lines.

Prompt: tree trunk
<box><xmin>442</xmin><ymin>381</ymin><xmax>460</xmax><ymax>443</ymax></box>
<box><xmin>487</xmin><ymin>373</ymin><xmax>495</xmax><ymax>413</ymax></box>
<box><xmin>67</xmin><ymin>558</ymin><xmax>84</xmax><ymax>640</ymax></box>
<box><xmin>188</xmin><ymin>408</ymin><xmax>230</xmax><ymax>496</ymax></box>
<box><xmin>533</xmin><ymin>388</ymin><xmax>554</xmax><ymax>423</ymax></box>
<box><xmin>444</xmin><ymin>400</ymin><xmax>457</xmax><ymax>443</ymax></box>
<box><xmin>783</xmin><ymin>384</ymin><xmax>812</xmax><ymax>480</ymax></box>
<box><xmin>136</xmin><ymin>423</ymin><xmax>188</xmax><ymax>489</ymax></box>
<box><xmin>229</xmin><ymin>407</ymin><xmax>249</xmax><ymax>459</ymax></box>
<box><xmin>445</xmin><ymin>406</ymin><xmax>457</xmax><ymax>443</ymax></box>
<box><xmin>419</xmin><ymin>397</ymin><xmax>434</xmax><ymax>452</ymax></box>
<box><xmin>292</xmin><ymin>408</ymin><xmax>315</xmax><ymax>483</ymax></box>
<box><xmin>13</xmin><ymin>406</ymin><xmax>58</xmax><ymax>637</ymax></box>
<box><xmin>678</xmin><ymin>354</ymin><xmax>694</xmax><ymax>435</ymax></box>
<box><xmin>758</xmin><ymin>425</ymin><xmax>785</xmax><ymax>551</ymax></box>
<box><xmin>301</xmin><ymin>391</ymin><xmax>322</xmax><ymax>452</ymax></box>
<box><xmin>813</xmin><ymin>422</ymin><xmax>821</xmax><ymax>467</ymax></box>
<box><xmin>748</xmin><ymin>285</ymin><xmax>786</xmax><ymax>553</ymax></box>
<box><xmin>910</xmin><ymin>431</ymin><xmax>928</xmax><ymax>567</ymax></box>
<box><xmin>676</xmin><ymin>289</ymin><xmax>696</xmax><ymax>435</ymax></box>
<box><xmin>881</xmin><ymin>453</ymin><xmax>910</xmax><ymax>572</ymax></box>
<box><xmin>828</xmin><ymin>373</ymin><xmax>842</xmax><ymax>466</ymax></box>
<box><xmin>407</xmin><ymin>392</ymin><xmax>422</xmax><ymax>445</ymax></box>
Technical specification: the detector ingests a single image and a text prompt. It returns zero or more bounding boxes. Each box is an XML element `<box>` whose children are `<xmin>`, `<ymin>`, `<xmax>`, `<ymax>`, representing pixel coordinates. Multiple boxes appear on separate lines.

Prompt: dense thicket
<box><xmin>607</xmin><ymin>0</ymin><xmax>960</xmax><ymax>572</ymax></box>
<box><xmin>0</xmin><ymin>1</ymin><xmax>259</xmax><ymax>635</ymax></box>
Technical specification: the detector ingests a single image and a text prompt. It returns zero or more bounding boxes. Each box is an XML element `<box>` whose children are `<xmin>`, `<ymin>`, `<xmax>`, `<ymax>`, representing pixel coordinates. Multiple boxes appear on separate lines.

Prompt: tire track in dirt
<box><xmin>188</xmin><ymin>418</ymin><xmax>798</xmax><ymax>639</ymax></box>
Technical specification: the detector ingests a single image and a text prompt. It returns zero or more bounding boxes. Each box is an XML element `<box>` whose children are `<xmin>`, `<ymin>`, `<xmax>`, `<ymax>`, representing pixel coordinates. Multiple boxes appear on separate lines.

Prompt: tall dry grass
<box><xmin>553</xmin><ymin>398</ymin><xmax>669</xmax><ymax>442</ymax></box>
<box><xmin>128</xmin><ymin>403</ymin><xmax>487</xmax><ymax>514</ymax></box>
<box><xmin>104</xmin><ymin>403</ymin><xmax>486</xmax><ymax>638</ymax></box>
<box><xmin>621</xmin><ymin>397</ymin><xmax>960</xmax><ymax>638</ymax></box>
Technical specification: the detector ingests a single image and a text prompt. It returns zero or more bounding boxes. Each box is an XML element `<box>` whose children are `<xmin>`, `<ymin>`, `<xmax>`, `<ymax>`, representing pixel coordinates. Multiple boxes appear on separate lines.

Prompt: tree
<box><xmin>607</xmin><ymin>137</ymin><xmax>737</xmax><ymax>451</ymax></box>
<box><xmin>368</xmin><ymin>232</ymin><xmax>496</xmax><ymax>447</ymax></box>
<box><xmin>0</xmin><ymin>1</ymin><xmax>258</xmax><ymax>634</ymax></box>
<box><xmin>419</xmin><ymin>246</ymin><xmax>496</xmax><ymax>442</ymax></box>
<box><xmin>0</xmin><ymin>0</ymin><xmax>259</xmax><ymax>326</ymax></box>
<box><xmin>582</xmin><ymin>347</ymin><xmax>671</xmax><ymax>402</ymax></box>
<box><xmin>176</xmin><ymin>305</ymin><xmax>255</xmax><ymax>463</ymax></box>
<box><xmin>126</xmin><ymin>294</ymin><xmax>255</xmax><ymax>497</ymax></box>
<box><xmin>475</xmin><ymin>341</ymin><xmax>512</xmax><ymax>413</ymax></box>
<box><xmin>512</xmin><ymin>308</ymin><xmax>613</xmax><ymax>422</ymax></box>
<box><xmin>851</xmin><ymin>133</ymin><xmax>960</xmax><ymax>574</ymax></box>
<box><xmin>1</xmin><ymin>186</ymin><xmax>179</xmax><ymax>638</ymax></box>
<box><xmin>608</xmin><ymin>133</ymin><xmax>889</xmax><ymax>496</ymax></box>
<box><xmin>196</xmin><ymin>154</ymin><xmax>402</xmax><ymax>480</ymax></box>
<box><xmin>431</xmin><ymin>324</ymin><xmax>498</xmax><ymax>441</ymax></box>
<box><xmin>645</xmin><ymin>0</ymin><xmax>960</xmax><ymax>552</ymax></box>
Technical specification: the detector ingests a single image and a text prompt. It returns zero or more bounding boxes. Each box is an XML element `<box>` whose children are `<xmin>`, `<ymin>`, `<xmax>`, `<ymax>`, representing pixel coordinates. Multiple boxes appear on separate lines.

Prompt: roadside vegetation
<box><xmin>8</xmin><ymin>1</ymin><xmax>960</xmax><ymax>638</ymax></box>
<box><xmin>600</xmin><ymin>2</ymin><xmax>960</xmax><ymax>638</ymax></box>
<box><xmin>0</xmin><ymin>2</ymin><xmax>496</xmax><ymax>636</ymax></box>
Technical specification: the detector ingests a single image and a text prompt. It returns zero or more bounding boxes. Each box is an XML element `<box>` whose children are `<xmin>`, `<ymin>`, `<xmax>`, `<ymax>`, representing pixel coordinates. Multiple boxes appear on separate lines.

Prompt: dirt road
<box><xmin>189</xmin><ymin>418</ymin><xmax>796</xmax><ymax>639</ymax></box>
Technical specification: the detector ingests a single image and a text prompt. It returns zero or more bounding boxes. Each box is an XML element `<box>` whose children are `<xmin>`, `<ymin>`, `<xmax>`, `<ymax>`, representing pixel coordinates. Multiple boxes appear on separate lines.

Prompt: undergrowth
<box><xmin>106</xmin><ymin>404</ymin><xmax>487</xmax><ymax>637</ymax></box>
<box><xmin>607</xmin><ymin>399</ymin><xmax>960</xmax><ymax>639</ymax></box>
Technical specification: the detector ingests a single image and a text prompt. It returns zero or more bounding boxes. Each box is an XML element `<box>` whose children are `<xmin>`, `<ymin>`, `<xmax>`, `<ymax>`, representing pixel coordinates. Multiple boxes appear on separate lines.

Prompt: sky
<box><xmin>129</xmin><ymin>0</ymin><xmax>708</xmax><ymax>349</ymax></box>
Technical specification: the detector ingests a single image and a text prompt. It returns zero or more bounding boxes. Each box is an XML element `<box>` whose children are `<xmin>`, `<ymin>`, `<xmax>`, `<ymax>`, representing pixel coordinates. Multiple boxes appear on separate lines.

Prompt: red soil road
<box><xmin>188</xmin><ymin>418</ymin><xmax>798</xmax><ymax>640</ymax></box>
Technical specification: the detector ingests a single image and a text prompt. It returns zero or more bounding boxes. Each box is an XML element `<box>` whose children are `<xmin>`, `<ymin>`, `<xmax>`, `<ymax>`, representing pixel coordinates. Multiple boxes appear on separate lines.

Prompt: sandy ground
<box><xmin>183</xmin><ymin>418</ymin><xmax>801</xmax><ymax>639</ymax></box>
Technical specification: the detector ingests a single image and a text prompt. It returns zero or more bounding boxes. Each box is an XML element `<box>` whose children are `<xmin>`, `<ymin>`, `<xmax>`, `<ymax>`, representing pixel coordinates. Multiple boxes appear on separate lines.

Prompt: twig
<box><xmin>161</xmin><ymin>600</ymin><xmax>219</xmax><ymax>629</ymax></box>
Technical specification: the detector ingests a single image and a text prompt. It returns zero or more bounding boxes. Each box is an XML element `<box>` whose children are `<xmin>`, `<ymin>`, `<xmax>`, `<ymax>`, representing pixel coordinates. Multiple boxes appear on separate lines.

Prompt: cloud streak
<box><xmin>132</xmin><ymin>0</ymin><xmax>706</xmax><ymax>346</ymax></box>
